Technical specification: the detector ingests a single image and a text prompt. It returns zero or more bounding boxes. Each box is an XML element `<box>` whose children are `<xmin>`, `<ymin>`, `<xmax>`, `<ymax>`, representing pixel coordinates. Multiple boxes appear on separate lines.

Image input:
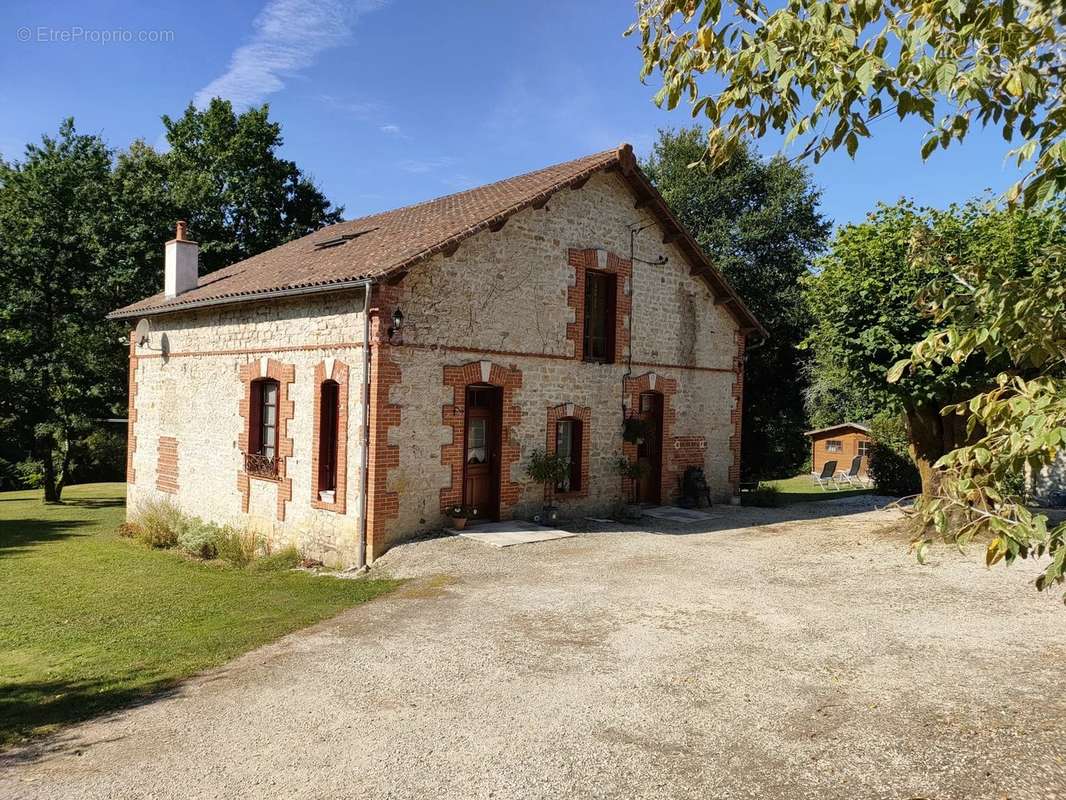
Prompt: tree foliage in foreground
<box><xmin>806</xmin><ymin>200</ymin><xmax>1061</xmax><ymax>497</ymax></box>
<box><xmin>629</xmin><ymin>0</ymin><xmax>1066</xmax><ymax>592</ymax></box>
<box><xmin>643</xmin><ymin>128</ymin><xmax>830</xmax><ymax>479</ymax></box>
<box><xmin>0</xmin><ymin>102</ymin><xmax>342</xmax><ymax>500</ymax></box>
<box><xmin>890</xmin><ymin>220</ymin><xmax>1066</xmax><ymax>596</ymax></box>
<box><xmin>629</xmin><ymin>0</ymin><xmax>1065</xmax><ymax>205</ymax></box>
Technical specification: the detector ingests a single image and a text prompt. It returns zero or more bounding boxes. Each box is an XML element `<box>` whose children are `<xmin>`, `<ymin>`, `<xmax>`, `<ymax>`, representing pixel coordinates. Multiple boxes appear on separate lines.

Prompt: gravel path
<box><xmin>3</xmin><ymin>497</ymin><xmax>1064</xmax><ymax>800</ymax></box>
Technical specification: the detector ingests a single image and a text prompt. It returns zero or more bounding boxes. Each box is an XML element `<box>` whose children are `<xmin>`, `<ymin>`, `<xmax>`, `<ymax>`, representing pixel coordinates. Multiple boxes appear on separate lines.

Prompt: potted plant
<box><xmin>445</xmin><ymin>504</ymin><xmax>478</xmax><ymax>530</ymax></box>
<box><xmin>525</xmin><ymin>448</ymin><xmax>571</xmax><ymax>524</ymax></box>
<box><xmin>613</xmin><ymin>455</ymin><xmax>648</xmax><ymax>508</ymax></box>
<box><xmin>622</xmin><ymin>416</ymin><xmax>652</xmax><ymax>445</ymax></box>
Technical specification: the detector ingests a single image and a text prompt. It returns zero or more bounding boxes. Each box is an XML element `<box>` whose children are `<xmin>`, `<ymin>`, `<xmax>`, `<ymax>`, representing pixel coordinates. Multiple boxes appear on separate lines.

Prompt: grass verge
<box><xmin>743</xmin><ymin>474</ymin><xmax>877</xmax><ymax>506</ymax></box>
<box><xmin>0</xmin><ymin>483</ymin><xmax>397</xmax><ymax>748</ymax></box>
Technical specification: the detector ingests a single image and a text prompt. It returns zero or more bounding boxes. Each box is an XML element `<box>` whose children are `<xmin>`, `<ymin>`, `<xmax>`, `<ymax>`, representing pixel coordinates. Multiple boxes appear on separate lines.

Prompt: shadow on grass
<box><xmin>0</xmin><ymin>517</ymin><xmax>92</xmax><ymax>557</ymax></box>
<box><xmin>0</xmin><ymin>676</ymin><xmax>179</xmax><ymax>763</ymax></box>
<box><xmin>64</xmin><ymin>496</ymin><xmax>125</xmax><ymax>510</ymax></box>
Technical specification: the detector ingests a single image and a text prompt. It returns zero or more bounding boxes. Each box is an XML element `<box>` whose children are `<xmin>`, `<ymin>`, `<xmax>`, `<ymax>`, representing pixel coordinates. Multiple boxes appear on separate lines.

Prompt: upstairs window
<box><xmin>318</xmin><ymin>380</ymin><xmax>340</xmax><ymax>492</ymax></box>
<box><xmin>555</xmin><ymin>418</ymin><xmax>583</xmax><ymax>493</ymax></box>
<box><xmin>247</xmin><ymin>378</ymin><xmax>280</xmax><ymax>477</ymax></box>
<box><xmin>583</xmin><ymin>270</ymin><xmax>616</xmax><ymax>363</ymax></box>
<box><xmin>857</xmin><ymin>440</ymin><xmax>871</xmax><ymax>457</ymax></box>
<box><xmin>825</xmin><ymin>439</ymin><xmax>843</xmax><ymax>453</ymax></box>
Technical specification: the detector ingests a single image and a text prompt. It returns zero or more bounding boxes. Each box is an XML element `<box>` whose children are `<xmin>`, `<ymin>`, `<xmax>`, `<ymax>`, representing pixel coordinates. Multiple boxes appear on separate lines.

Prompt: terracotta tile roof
<box><xmin>108</xmin><ymin>145</ymin><xmax>765</xmax><ymax>336</ymax></box>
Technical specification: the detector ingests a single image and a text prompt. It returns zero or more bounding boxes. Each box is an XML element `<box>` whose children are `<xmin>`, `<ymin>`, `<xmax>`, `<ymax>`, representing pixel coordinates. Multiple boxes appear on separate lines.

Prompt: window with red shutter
<box><xmin>318</xmin><ymin>380</ymin><xmax>340</xmax><ymax>492</ymax></box>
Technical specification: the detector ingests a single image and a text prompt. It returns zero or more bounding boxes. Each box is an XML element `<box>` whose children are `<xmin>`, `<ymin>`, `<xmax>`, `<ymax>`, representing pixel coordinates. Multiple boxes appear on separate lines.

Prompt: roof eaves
<box><xmin>804</xmin><ymin>423</ymin><xmax>873</xmax><ymax>436</ymax></box>
<box><xmin>106</xmin><ymin>275</ymin><xmax>374</xmax><ymax>320</ymax></box>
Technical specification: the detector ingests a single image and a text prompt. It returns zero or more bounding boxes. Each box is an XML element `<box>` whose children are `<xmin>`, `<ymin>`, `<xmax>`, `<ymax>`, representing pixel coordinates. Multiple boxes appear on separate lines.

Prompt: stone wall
<box><xmin>126</xmin><ymin>290</ymin><xmax>368</xmax><ymax>566</ymax></box>
<box><xmin>367</xmin><ymin>171</ymin><xmax>744</xmax><ymax>555</ymax></box>
<box><xmin>125</xmin><ymin>171</ymin><xmax>748</xmax><ymax>565</ymax></box>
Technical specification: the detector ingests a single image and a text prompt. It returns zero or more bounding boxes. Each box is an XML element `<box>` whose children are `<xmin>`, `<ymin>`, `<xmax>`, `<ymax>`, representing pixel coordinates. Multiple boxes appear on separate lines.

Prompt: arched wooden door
<box><xmin>463</xmin><ymin>385</ymin><xmax>502</xmax><ymax>520</ymax></box>
<box><xmin>637</xmin><ymin>391</ymin><xmax>663</xmax><ymax>504</ymax></box>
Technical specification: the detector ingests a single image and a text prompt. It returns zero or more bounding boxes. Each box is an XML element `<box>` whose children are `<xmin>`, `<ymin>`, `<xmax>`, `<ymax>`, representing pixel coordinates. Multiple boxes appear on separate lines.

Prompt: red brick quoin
<box><xmin>366</xmin><ymin>285</ymin><xmax>402</xmax><ymax>560</ymax></box>
<box><xmin>622</xmin><ymin>372</ymin><xmax>678</xmax><ymax>503</ymax></box>
<box><xmin>440</xmin><ymin>360</ymin><xmax>524</xmax><ymax>519</ymax></box>
<box><xmin>545</xmin><ymin>402</ymin><xmax>591</xmax><ymax>500</ymax></box>
<box><xmin>566</xmin><ymin>248</ymin><xmax>632</xmax><ymax>362</ymax></box>
<box><xmin>310</xmin><ymin>359</ymin><xmax>350</xmax><ymax>514</ymax></box>
<box><xmin>156</xmin><ymin>436</ymin><xmax>178</xmax><ymax>494</ymax></box>
<box><xmin>729</xmin><ymin>331</ymin><xmax>746</xmax><ymax>493</ymax></box>
<box><xmin>237</xmin><ymin>358</ymin><xmax>295</xmax><ymax>522</ymax></box>
<box><xmin>126</xmin><ymin>334</ymin><xmax>139</xmax><ymax>483</ymax></box>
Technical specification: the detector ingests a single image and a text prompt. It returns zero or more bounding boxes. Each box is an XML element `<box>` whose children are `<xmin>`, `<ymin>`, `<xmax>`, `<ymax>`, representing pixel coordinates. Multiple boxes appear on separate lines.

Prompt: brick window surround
<box><xmin>545</xmin><ymin>403</ymin><xmax>591</xmax><ymax>500</ymax></box>
<box><xmin>567</xmin><ymin>248</ymin><xmax>632</xmax><ymax>363</ymax></box>
<box><xmin>311</xmin><ymin>358</ymin><xmax>349</xmax><ymax>514</ymax></box>
<box><xmin>622</xmin><ymin>372</ymin><xmax>678</xmax><ymax>503</ymax></box>
<box><xmin>157</xmin><ymin>436</ymin><xmax>178</xmax><ymax>494</ymax></box>
<box><xmin>237</xmin><ymin>358</ymin><xmax>295</xmax><ymax>522</ymax></box>
<box><xmin>440</xmin><ymin>360</ymin><xmax>524</xmax><ymax>519</ymax></box>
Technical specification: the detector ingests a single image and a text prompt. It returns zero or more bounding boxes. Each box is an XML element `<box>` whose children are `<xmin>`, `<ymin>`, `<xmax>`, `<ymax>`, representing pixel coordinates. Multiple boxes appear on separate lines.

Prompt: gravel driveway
<box><xmin>3</xmin><ymin>497</ymin><xmax>1064</xmax><ymax>800</ymax></box>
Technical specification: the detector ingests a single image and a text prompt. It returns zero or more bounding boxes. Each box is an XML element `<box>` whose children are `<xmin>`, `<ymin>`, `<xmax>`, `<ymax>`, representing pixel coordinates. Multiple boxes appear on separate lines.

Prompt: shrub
<box><xmin>613</xmin><ymin>456</ymin><xmax>648</xmax><ymax>504</ymax></box>
<box><xmin>868</xmin><ymin>411</ymin><xmax>921</xmax><ymax>496</ymax></box>
<box><xmin>117</xmin><ymin>521</ymin><xmax>142</xmax><ymax>539</ymax></box>
<box><xmin>216</xmin><ymin>526</ymin><xmax>261</xmax><ymax>568</ymax></box>
<box><xmin>132</xmin><ymin>499</ymin><xmax>183</xmax><ymax>548</ymax></box>
<box><xmin>15</xmin><ymin>459</ymin><xmax>44</xmax><ymax>489</ymax></box>
<box><xmin>525</xmin><ymin>449</ymin><xmax>570</xmax><ymax>501</ymax></box>
<box><xmin>177</xmin><ymin>517</ymin><xmax>226</xmax><ymax>560</ymax></box>
<box><xmin>742</xmin><ymin>483</ymin><xmax>783</xmax><ymax>507</ymax></box>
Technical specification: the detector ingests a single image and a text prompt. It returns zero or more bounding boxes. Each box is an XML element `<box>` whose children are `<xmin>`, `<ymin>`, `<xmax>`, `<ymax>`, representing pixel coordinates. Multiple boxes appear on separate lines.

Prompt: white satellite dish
<box><xmin>134</xmin><ymin>318</ymin><xmax>152</xmax><ymax>347</ymax></box>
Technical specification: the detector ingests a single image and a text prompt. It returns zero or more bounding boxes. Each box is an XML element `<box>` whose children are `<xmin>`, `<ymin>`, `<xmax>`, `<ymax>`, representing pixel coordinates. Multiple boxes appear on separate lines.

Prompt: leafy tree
<box><xmin>629</xmin><ymin>0</ymin><xmax>1066</xmax><ymax>592</ymax></box>
<box><xmin>629</xmin><ymin>0</ymin><xmax>1065</xmax><ymax>205</ymax></box>
<box><xmin>0</xmin><ymin>103</ymin><xmax>342</xmax><ymax>499</ymax></box>
<box><xmin>867</xmin><ymin>410</ymin><xmax>922</xmax><ymax>496</ymax></box>
<box><xmin>805</xmin><ymin>199</ymin><xmax>1059</xmax><ymax>497</ymax></box>
<box><xmin>643</xmin><ymin>128</ymin><xmax>830</xmax><ymax>479</ymax></box>
<box><xmin>161</xmin><ymin>99</ymin><xmax>343</xmax><ymax>272</ymax></box>
<box><xmin>0</xmin><ymin>121</ymin><xmax>122</xmax><ymax>500</ymax></box>
<box><xmin>890</xmin><ymin>214</ymin><xmax>1065</xmax><ymax>594</ymax></box>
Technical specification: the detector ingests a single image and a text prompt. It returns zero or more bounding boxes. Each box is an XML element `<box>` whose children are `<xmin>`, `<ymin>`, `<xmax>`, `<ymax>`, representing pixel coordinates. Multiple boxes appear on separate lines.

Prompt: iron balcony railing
<box><xmin>244</xmin><ymin>452</ymin><xmax>279</xmax><ymax>479</ymax></box>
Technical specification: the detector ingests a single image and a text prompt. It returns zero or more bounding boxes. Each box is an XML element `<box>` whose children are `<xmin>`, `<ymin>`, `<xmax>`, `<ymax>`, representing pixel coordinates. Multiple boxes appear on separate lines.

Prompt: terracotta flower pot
<box><xmin>451</xmin><ymin>517</ymin><xmax>468</xmax><ymax>530</ymax></box>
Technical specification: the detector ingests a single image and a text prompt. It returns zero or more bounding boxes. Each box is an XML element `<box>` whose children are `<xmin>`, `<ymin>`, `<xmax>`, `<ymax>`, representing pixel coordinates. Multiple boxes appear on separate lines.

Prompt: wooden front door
<box><xmin>463</xmin><ymin>385</ymin><xmax>502</xmax><ymax>520</ymax></box>
<box><xmin>637</xmin><ymin>391</ymin><xmax>663</xmax><ymax>504</ymax></box>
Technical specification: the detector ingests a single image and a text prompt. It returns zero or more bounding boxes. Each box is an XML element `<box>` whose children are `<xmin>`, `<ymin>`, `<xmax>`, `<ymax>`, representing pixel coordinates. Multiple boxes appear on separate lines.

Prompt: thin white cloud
<box><xmin>397</xmin><ymin>157</ymin><xmax>456</xmax><ymax>174</ymax></box>
<box><xmin>194</xmin><ymin>0</ymin><xmax>385</xmax><ymax>109</ymax></box>
<box><xmin>318</xmin><ymin>93</ymin><xmax>380</xmax><ymax>119</ymax></box>
<box><xmin>379</xmin><ymin>123</ymin><xmax>401</xmax><ymax>135</ymax></box>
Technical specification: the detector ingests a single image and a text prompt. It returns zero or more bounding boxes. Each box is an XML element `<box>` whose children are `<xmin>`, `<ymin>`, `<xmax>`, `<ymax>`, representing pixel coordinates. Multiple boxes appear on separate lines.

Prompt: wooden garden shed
<box><xmin>805</xmin><ymin>423</ymin><xmax>872</xmax><ymax>477</ymax></box>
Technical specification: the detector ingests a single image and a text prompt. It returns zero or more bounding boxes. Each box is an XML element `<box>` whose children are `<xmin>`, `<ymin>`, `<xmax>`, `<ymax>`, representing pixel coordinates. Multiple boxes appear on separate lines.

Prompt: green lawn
<box><xmin>0</xmin><ymin>483</ymin><xmax>397</xmax><ymax>748</ymax></box>
<box><xmin>749</xmin><ymin>474</ymin><xmax>876</xmax><ymax>505</ymax></box>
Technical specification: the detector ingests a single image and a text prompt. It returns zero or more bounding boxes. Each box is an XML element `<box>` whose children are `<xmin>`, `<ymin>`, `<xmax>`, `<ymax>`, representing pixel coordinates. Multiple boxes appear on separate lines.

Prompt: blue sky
<box><xmin>0</xmin><ymin>0</ymin><xmax>1022</xmax><ymax>229</ymax></box>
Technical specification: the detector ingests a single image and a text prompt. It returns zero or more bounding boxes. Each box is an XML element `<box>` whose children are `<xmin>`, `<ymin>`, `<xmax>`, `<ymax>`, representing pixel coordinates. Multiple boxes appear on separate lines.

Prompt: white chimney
<box><xmin>164</xmin><ymin>220</ymin><xmax>198</xmax><ymax>298</ymax></box>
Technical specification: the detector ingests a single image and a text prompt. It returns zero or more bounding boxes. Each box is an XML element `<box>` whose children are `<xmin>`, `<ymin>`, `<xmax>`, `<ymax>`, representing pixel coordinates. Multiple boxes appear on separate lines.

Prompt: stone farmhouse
<box><xmin>109</xmin><ymin>145</ymin><xmax>764</xmax><ymax>567</ymax></box>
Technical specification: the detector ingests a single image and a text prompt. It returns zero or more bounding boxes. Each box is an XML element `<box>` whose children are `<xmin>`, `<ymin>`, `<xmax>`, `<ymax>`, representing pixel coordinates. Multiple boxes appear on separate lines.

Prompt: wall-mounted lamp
<box><xmin>387</xmin><ymin>307</ymin><xmax>405</xmax><ymax>343</ymax></box>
